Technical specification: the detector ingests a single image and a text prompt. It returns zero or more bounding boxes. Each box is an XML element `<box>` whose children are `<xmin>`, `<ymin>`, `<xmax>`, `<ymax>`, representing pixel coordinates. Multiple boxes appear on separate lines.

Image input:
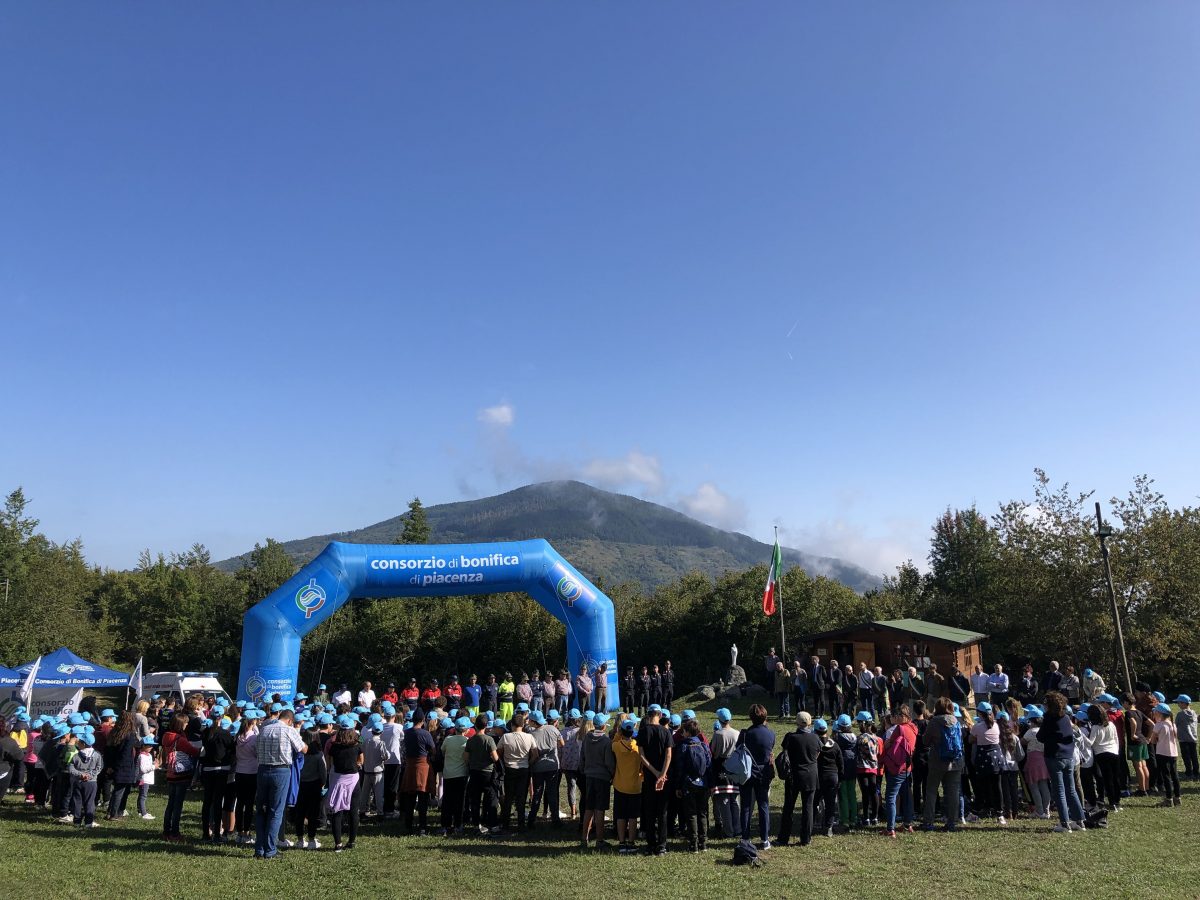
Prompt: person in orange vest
<box><xmin>401</xmin><ymin>678</ymin><xmax>421</xmax><ymax>712</ymax></box>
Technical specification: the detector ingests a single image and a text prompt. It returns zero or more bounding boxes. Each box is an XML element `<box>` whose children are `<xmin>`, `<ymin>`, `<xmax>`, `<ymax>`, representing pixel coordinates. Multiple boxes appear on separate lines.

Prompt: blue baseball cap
<box><xmin>79</xmin><ymin>733</ymin><xmax>95</xmax><ymax>746</ymax></box>
<box><xmin>668</xmin><ymin>714</ymin><xmax>681</xmax><ymax>728</ymax></box>
<box><xmin>530</xmin><ymin>710</ymin><xmax>546</xmax><ymax>725</ymax></box>
<box><xmin>716</xmin><ymin>707</ymin><xmax>732</xmax><ymax>724</ymax></box>
<box><xmin>1074</xmin><ymin>709</ymin><xmax>1089</xmax><ymax>722</ymax></box>
<box><xmin>977</xmin><ymin>702</ymin><xmax>993</xmax><ymax>714</ymax></box>
<box><xmin>15</xmin><ymin>713</ymin><xmax>30</xmax><ymax>723</ymax></box>
<box><xmin>319</xmin><ymin>684</ymin><xmax>327</xmax><ymax>690</ymax></box>
<box><xmin>681</xmin><ymin>709</ymin><xmax>696</xmax><ymax>722</ymax></box>
<box><xmin>814</xmin><ymin>718</ymin><xmax>828</xmax><ymax>732</ymax></box>
<box><xmin>621</xmin><ymin>717</ymin><xmax>637</xmax><ymax>732</ymax></box>
<box><xmin>1097</xmin><ymin>693</ymin><xmax>1116</xmax><ymax>704</ymax></box>
<box><xmin>381</xmin><ymin>701</ymin><xmax>396</xmax><ymax>715</ymax></box>
<box><xmin>1176</xmin><ymin>695</ymin><xmax>1192</xmax><ymax>705</ymax></box>
<box><xmin>713</xmin><ymin>721</ymin><xmax>722</xmax><ymax>731</ymax></box>
<box><xmin>836</xmin><ymin>714</ymin><xmax>852</xmax><ymax>729</ymax></box>
<box><xmin>53</xmin><ymin>723</ymin><xmax>70</xmax><ymax>738</ymax></box>
<box><xmin>648</xmin><ymin>704</ymin><xmax>662</xmax><ymax>713</ymax></box>
<box><xmin>1084</xmin><ymin>669</ymin><xmax>1094</xmax><ymax>678</ymax></box>
<box><xmin>353</xmin><ymin>706</ymin><xmax>369</xmax><ymax>715</ymax></box>
<box><xmin>456</xmin><ymin>716</ymin><xmax>472</xmax><ymax>729</ymax></box>
<box><xmin>100</xmin><ymin>708</ymin><xmax>116</xmax><ymax>718</ymax></box>
<box><xmin>593</xmin><ymin>714</ymin><xmax>610</xmax><ymax>728</ymax></box>
<box><xmin>317</xmin><ymin>713</ymin><xmax>334</xmax><ymax>725</ymax></box>
<box><xmin>997</xmin><ymin>711</ymin><xmax>1011</xmax><ymax>721</ymax></box>
<box><xmin>294</xmin><ymin>693</ymin><xmax>307</xmax><ymax>700</ymax></box>
<box><xmin>494</xmin><ymin>719</ymin><xmax>506</xmax><ymax>729</ymax></box>
<box><xmin>337</xmin><ymin>715</ymin><xmax>357</xmax><ymax>729</ymax></box>
<box><xmin>80</xmin><ymin>712</ymin><xmax>92</xmax><ymax>722</ymax></box>
<box><xmin>547</xmin><ymin>709</ymin><xmax>560</xmax><ymax>721</ymax></box>
<box><xmin>855</xmin><ymin>711</ymin><xmax>872</xmax><ymax>722</ymax></box>
<box><xmin>1154</xmin><ymin>703</ymin><xmax>1172</xmax><ymax>715</ymax></box>
<box><xmin>1153</xmin><ymin>691</ymin><xmax>1166</xmax><ymax>703</ymax></box>
<box><xmin>68</xmin><ymin>713</ymin><xmax>84</xmax><ymax>726</ymax></box>
<box><xmin>516</xmin><ymin>702</ymin><xmax>530</xmax><ymax>713</ymax></box>
<box><xmin>568</xmin><ymin>708</ymin><xmax>581</xmax><ymax>719</ymax></box>
<box><xmin>141</xmin><ymin>735</ymin><xmax>157</xmax><ymax>746</ymax></box>
<box><xmin>270</xmin><ymin>703</ymin><xmax>284</xmax><ymax>713</ymax></box>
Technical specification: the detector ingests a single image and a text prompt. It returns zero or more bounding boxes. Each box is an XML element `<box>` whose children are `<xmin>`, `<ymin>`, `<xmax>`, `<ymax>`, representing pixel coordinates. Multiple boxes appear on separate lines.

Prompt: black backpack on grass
<box><xmin>732</xmin><ymin>839</ymin><xmax>764</xmax><ymax>867</ymax></box>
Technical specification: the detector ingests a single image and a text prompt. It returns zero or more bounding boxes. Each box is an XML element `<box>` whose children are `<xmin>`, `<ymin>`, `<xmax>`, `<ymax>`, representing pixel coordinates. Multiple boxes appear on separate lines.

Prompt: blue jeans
<box><xmin>739</xmin><ymin>777</ymin><xmax>771</xmax><ymax>842</ymax></box>
<box><xmin>163</xmin><ymin>780</ymin><xmax>189</xmax><ymax>836</ymax></box>
<box><xmin>1046</xmin><ymin>756</ymin><xmax>1084</xmax><ymax>826</ymax></box>
<box><xmin>777</xmin><ymin>692</ymin><xmax>791</xmax><ymax>718</ymax></box>
<box><xmin>884</xmin><ymin>771</ymin><xmax>913</xmax><ymax>831</ymax></box>
<box><xmin>255</xmin><ymin>766</ymin><xmax>292</xmax><ymax>857</ymax></box>
<box><xmin>556</xmin><ymin>695</ymin><xmax>569</xmax><ymax>716</ymax></box>
<box><xmin>531</xmin><ymin>696</ymin><xmax>544</xmax><ymax>713</ymax></box>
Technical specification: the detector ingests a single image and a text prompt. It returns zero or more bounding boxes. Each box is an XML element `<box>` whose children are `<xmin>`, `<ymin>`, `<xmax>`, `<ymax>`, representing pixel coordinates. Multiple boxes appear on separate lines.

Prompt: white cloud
<box><xmin>477</xmin><ymin>403</ymin><xmax>515</xmax><ymax>427</ymax></box>
<box><xmin>676</xmin><ymin>482</ymin><xmax>748</xmax><ymax>530</ymax></box>
<box><xmin>581</xmin><ymin>451</ymin><xmax>664</xmax><ymax>496</ymax></box>
<box><xmin>777</xmin><ymin>517</ymin><xmax>924</xmax><ymax>578</ymax></box>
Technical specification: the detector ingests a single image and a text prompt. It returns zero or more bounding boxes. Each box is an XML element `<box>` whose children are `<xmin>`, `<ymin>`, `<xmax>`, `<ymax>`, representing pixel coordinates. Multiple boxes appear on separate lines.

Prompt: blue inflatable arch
<box><xmin>237</xmin><ymin>540</ymin><xmax>619</xmax><ymax>711</ymax></box>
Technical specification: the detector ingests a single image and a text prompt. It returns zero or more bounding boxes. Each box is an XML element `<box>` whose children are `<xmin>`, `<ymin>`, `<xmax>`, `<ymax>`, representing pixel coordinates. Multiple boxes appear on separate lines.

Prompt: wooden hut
<box><xmin>803</xmin><ymin>618</ymin><xmax>987</xmax><ymax>677</ymax></box>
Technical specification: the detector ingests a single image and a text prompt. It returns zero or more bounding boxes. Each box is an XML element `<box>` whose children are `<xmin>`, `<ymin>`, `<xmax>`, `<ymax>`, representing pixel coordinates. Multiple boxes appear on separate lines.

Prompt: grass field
<box><xmin>5</xmin><ymin>696</ymin><xmax>1200</xmax><ymax>899</ymax></box>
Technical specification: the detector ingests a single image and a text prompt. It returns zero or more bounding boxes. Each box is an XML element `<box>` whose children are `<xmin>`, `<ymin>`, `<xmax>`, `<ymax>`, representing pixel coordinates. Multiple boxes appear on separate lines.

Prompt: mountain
<box><xmin>217</xmin><ymin>481</ymin><xmax>883</xmax><ymax>593</ymax></box>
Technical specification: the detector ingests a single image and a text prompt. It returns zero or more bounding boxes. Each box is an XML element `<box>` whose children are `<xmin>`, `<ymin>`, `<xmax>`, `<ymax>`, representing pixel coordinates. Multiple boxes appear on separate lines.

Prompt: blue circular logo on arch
<box><xmin>245</xmin><ymin>675</ymin><xmax>267</xmax><ymax>701</ymax></box>
<box><xmin>295</xmin><ymin>578</ymin><xmax>326</xmax><ymax>619</ymax></box>
<box><xmin>556</xmin><ymin>575</ymin><xmax>583</xmax><ymax>607</ymax></box>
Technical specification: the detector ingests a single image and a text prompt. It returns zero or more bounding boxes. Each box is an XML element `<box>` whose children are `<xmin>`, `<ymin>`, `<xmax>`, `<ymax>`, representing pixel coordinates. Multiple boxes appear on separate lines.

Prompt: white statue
<box><xmin>730</xmin><ymin>643</ymin><xmax>738</xmax><ymax>668</ymax></box>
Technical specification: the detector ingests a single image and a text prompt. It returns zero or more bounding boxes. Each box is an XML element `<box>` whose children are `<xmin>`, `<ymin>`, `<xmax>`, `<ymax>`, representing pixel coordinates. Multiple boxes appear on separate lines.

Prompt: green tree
<box><xmin>395</xmin><ymin>497</ymin><xmax>432</xmax><ymax>545</ymax></box>
<box><xmin>236</xmin><ymin>538</ymin><xmax>297</xmax><ymax>604</ymax></box>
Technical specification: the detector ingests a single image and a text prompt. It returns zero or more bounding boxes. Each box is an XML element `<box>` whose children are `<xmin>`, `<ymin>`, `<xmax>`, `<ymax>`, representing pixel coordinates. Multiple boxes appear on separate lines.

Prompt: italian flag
<box><xmin>762</xmin><ymin>537</ymin><xmax>782</xmax><ymax>616</ymax></box>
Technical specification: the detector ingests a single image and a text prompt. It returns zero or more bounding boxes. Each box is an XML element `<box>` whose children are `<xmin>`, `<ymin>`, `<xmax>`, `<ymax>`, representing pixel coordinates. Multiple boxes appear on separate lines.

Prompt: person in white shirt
<box><xmin>358</xmin><ymin>682</ymin><xmax>377</xmax><ymax>709</ymax></box>
<box><xmin>969</xmin><ymin>666</ymin><xmax>990</xmax><ymax>708</ymax></box>
<box><xmin>332</xmin><ymin>684</ymin><xmax>352</xmax><ymax>707</ymax></box>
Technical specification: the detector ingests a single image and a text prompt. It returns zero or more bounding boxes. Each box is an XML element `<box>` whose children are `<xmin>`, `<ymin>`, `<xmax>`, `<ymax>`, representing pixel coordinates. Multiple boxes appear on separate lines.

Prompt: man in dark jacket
<box><xmin>621</xmin><ymin>667</ymin><xmax>637</xmax><ymax>714</ymax></box>
<box><xmin>827</xmin><ymin>661</ymin><xmax>844</xmax><ymax>718</ymax></box>
<box><xmin>809</xmin><ymin>657</ymin><xmax>828</xmax><ymax>717</ymax></box>
<box><xmin>776</xmin><ymin>712</ymin><xmax>821</xmax><ymax>846</ymax></box>
<box><xmin>949</xmin><ymin>667</ymin><xmax>971</xmax><ymax>707</ymax></box>
<box><xmin>661</xmin><ymin>662</ymin><xmax>675</xmax><ymax>710</ymax></box>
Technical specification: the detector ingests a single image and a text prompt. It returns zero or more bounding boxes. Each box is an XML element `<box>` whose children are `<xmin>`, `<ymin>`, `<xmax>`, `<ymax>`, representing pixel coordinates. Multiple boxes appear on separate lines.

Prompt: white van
<box><xmin>139</xmin><ymin>672</ymin><xmax>232</xmax><ymax>707</ymax></box>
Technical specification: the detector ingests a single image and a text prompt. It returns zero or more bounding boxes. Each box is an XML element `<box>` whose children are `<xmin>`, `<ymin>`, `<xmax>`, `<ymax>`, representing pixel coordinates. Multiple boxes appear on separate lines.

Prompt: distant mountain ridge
<box><xmin>217</xmin><ymin>481</ymin><xmax>882</xmax><ymax>593</ymax></box>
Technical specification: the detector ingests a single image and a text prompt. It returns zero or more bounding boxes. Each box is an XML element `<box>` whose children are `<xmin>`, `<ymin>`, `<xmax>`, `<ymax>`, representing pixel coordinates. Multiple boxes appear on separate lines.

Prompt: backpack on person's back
<box><xmin>937</xmin><ymin>718</ymin><xmax>963</xmax><ymax>763</ymax></box>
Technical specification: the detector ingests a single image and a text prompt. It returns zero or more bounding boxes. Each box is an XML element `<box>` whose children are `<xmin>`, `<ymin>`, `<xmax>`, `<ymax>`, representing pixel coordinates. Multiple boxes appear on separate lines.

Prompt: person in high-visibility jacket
<box><xmin>498</xmin><ymin>672</ymin><xmax>516</xmax><ymax>722</ymax></box>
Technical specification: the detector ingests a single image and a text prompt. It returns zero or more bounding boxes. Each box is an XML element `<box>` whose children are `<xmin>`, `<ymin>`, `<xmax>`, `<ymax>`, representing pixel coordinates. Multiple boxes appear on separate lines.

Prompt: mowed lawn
<box><xmin>5</xmin><ymin>699</ymin><xmax>1200</xmax><ymax>899</ymax></box>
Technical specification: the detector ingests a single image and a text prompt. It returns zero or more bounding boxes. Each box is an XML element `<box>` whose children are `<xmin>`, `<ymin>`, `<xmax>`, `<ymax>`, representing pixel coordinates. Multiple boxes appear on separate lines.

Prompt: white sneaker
<box><xmin>1053</xmin><ymin>824</ymin><xmax>1071</xmax><ymax>833</ymax></box>
<box><xmin>760</xmin><ymin>839</ymin><xmax>772</xmax><ymax>851</ymax></box>
<box><xmin>308</xmin><ymin>839</ymin><xmax>321</xmax><ymax>850</ymax></box>
<box><xmin>140</xmin><ymin>813</ymin><xmax>155</xmax><ymax>820</ymax></box>
<box><xmin>997</xmin><ymin>816</ymin><xmax>1007</xmax><ymax>825</ymax></box>
<box><xmin>1071</xmin><ymin>821</ymin><xmax>1086</xmax><ymax>831</ymax></box>
<box><xmin>298</xmin><ymin>838</ymin><xmax>309</xmax><ymax>850</ymax></box>
<box><xmin>119</xmin><ymin>811</ymin><xmax>128</xmax><ymax>818</ymax></box>
<box><xmin>278</xmin><ymin>838</ymin><xmax>293</xmax><ymax>849</ymax></box>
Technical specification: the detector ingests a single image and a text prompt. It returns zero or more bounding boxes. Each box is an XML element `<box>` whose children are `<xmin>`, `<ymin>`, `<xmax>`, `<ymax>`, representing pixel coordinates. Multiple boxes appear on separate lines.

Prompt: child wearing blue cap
<box><xmin>1175</xmin><ymin>697</ymin><xmax>1197</xmax><ymax>780</ymax></box>
<box><xmin>1150</xmin><ymin>704</ymin><xmax>1181</xmax><ymax>806</ymax></box>
<box><xmin>136</xmin><ymin>737</ymin><xmax>157</xmax><ymax>819</ymax></box>
<box><xmin>69</xmin><ymin>733</ymin><xmax>103</xmax><ymax>826</ymax></box>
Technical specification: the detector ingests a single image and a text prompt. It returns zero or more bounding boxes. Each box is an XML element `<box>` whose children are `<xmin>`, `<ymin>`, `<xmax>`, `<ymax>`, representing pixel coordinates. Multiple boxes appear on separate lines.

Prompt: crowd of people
<box><xmin>0</xmin><ymin>658</ymin><xmax>1194</xmax><ymax>858</ymax></box>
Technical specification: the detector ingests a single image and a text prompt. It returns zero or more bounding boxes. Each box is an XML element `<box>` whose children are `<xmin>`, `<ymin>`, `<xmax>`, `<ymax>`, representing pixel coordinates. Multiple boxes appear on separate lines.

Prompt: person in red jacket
<box><xmin>445</xmin><ymin>675</ymin><xmax>464</xmax><ymax>708</ymax></box>
<box><xmin>881</xmin><ymin>706</ymin><xmax>918</xmax><ymax>837</ymax></box>
<box><xmin>161</xmin><ymin>713</ymin><xmax>201</xmax><ymax>842</ymax></box>
<box><xmin>401</xmin><ymin>679</ymin><xmax>421</xmax><ymax>712</ymax></box>
<box><xmin>421</xmin><ymin>679</ymin><xmax>442</xmax><ymax>711</ymax></box>
<box><xmin>381</xmin><ymin>683</ymin><xmax>400</xmax><ymax>706</ymax></box>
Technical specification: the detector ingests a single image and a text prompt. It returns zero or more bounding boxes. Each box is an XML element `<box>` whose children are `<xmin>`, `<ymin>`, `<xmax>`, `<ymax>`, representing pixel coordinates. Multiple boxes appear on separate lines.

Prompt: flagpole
<box><xmin>775</xmin><ymin>526</ymin><xmax>787</xmax><ymax>661</ymax></box>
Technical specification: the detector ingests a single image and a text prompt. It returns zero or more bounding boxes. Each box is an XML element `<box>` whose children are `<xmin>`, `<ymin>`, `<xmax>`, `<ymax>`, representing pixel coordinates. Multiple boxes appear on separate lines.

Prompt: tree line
<box><xmin>1</xmin><ymin>471</ymin><xmax>1196</xmax><ymax>696</ymax></box>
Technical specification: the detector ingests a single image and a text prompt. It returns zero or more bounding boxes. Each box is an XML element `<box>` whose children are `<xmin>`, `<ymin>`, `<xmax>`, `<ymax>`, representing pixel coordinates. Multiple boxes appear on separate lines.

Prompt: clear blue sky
<box><xmin>3</xmin><ymin>4</ymin><xmax>1198</xmax><ymax>576</ymax></box>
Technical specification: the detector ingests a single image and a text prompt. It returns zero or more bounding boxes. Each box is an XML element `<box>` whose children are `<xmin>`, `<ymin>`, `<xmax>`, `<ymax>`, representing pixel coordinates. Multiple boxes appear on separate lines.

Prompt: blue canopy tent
<box><xmin>0</xmin><ymin>665</ymin><xmax>21</xmax><ymax>687</ymax></box>
<box><xmin>16</xmin><ymin>647</ymin><xmax>132</xmax><ymax>689</ymax></box>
